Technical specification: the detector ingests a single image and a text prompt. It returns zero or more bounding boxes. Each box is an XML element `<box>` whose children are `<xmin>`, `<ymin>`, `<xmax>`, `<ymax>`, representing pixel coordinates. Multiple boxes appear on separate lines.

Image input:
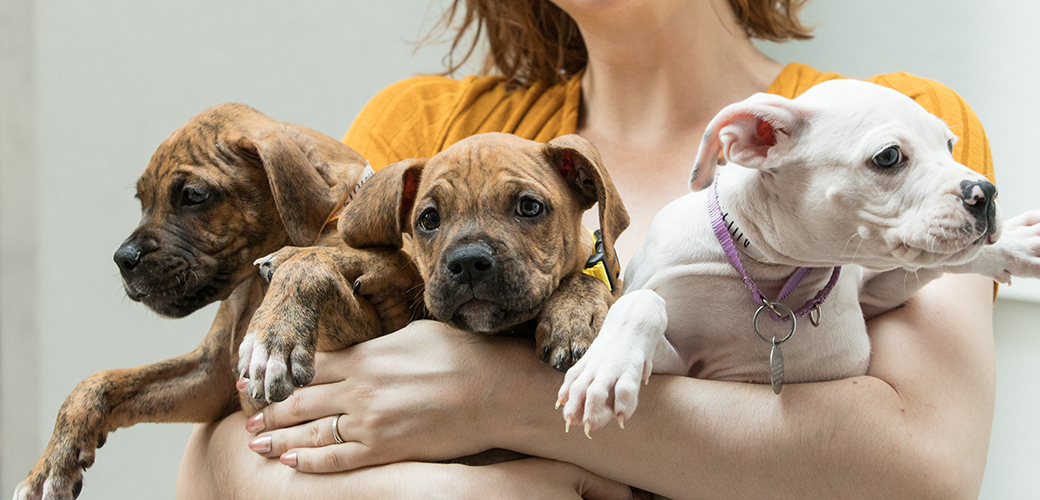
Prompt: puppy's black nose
<box><xmin>446</xmin><ymin>243</ymin><xmax>494</xmax><ymax>284</ymax></box>
<box><xmin>114</xmin><ymin>236</ymin><xmax>159</xmax><ymax>272</ymax></box>
<box><xmin>961</xmin><ymin>179</ymin><xmax>997</xmax><ymax>234</ymax></box>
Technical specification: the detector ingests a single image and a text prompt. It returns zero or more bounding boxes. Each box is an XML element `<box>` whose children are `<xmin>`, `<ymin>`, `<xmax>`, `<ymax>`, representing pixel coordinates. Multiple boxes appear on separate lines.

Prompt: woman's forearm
<box><xmin>493</xmin><ymin>273</ymin><xmax>995</xmax><ymax>500</ymax></box>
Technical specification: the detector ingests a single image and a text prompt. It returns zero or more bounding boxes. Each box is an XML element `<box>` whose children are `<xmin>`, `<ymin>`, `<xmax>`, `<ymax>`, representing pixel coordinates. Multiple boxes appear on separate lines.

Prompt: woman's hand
<box><xmin>241</xmin><ymin>319</ymin><xmax>552</xmax><ymax>472</ymax></box>
<box><xmin>179</xmin><ymin>413</ymin><xmax>633</xmax><ymax>500</ymax></box>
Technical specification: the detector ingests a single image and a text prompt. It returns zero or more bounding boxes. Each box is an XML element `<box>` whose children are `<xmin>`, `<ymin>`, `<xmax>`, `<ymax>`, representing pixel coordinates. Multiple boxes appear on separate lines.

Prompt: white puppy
<box><xmin>558</xmin><ymin>79</ymin><xmax>1040</xmax><ymax>435</ymax></box>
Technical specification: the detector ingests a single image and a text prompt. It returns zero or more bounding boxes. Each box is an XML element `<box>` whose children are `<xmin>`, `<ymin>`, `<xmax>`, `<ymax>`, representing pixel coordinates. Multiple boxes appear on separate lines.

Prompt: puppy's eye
<box><xmin>872</xmin><ymin>145</ymin><xmax>904</xmax><ymax>169</ymax></box>
<box><xmin>947</xmin><ymin>139</ymin><xmax>954</xmax><ymax>153</ymax></box>
<box><xmin>516</xmin><ymin>197</ymin><xmax>544</xmax><ymax>218</ymax></box>
<box><xmin>182</xmin><ymin>186</ymin><xmax>209</xmax><ymax>206</ymax></box>
<box><xmin>418</xmin><ymin>207</ymin><xmax>441</xmax><ymax>232</ymax></box>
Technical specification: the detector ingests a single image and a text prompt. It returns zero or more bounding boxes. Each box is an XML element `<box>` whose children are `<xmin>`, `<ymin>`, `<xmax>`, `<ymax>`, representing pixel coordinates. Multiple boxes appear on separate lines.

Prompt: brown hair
<box><xmin>434</xmin><ymin>0</ymin><xmax>812</xmax><ymax>87</ymax></box>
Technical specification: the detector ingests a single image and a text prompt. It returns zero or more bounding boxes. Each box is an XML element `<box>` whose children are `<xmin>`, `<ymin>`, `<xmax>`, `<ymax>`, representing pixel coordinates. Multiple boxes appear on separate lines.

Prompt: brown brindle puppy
<box><xmin>236</xmin><ymin>132</ymin><xmax>629</xmax><ymax>414</ymax></box>
<box><xmin>343</xmin><ymin>132</ymin><xmax>629</xmax><ymax>368</ymax></box>
<box><xmin>232</xmin><ymin>132</ymin><xmax>628</xmax><ymax>470</ymax></box>
<box><xmin>14</xmin><ymin>103</ymin><xmax>421</xmax><ymax>500</ymax></box>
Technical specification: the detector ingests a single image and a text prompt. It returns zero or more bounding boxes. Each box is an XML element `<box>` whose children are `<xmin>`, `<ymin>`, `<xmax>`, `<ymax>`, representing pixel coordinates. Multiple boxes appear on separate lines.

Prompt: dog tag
<box><xmin>770</xmin><ymin>342</ymin><xmax>784</xmax><ymax>395</ymax></box>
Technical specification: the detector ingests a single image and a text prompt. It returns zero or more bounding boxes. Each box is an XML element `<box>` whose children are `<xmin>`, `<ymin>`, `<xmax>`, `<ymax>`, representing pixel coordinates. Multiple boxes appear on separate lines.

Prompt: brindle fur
<box><xmin>15</xmin><ymin>103</ymin><xmax>421</xmax><ymax>500</ymax></box>
<box><xmin>339</xmin><ymin>133</ymin><xmax>629</xmax><ymax>370</ymax></box>
<box><xmin>242</xmin><ymin>245</ymin><xmax>422</xmax><ymax>404</ymax></box>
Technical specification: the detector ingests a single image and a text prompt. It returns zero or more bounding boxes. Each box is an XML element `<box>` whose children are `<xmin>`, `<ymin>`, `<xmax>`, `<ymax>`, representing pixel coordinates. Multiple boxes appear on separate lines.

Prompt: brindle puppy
<box><xmin>14</xmin><ymin>103</ymin><xmax>421</xmax><ymax>500</ymax></box>
<box><xmin>241</xmin><ymin>133</ymin><xmax>629</xmax><ymax>399</ymax></box>
<box><xmin>225</xmin><ymin>132</ymin><xmax>629</xmax><ymax>466</ymax></box>
<box><xmin>340</xmin><ymin>133</ymin><xmax>629</xmax><ymax>365</ymax></box>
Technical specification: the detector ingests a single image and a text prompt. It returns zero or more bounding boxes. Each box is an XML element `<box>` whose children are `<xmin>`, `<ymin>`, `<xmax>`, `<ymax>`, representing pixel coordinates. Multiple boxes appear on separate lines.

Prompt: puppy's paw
<box><xmin>254</xmin><ymin>246</ymin><xmax>305</xmax><ymax>283</ymax></box>
<box><xmin>18</xmin><ymin>386</ymin><xmax>112</xmax><ymax>500</ymax></box>
<box><xmin>535</xmin><ymin>311</ymin><xmax>601</xmax><ymax>372</ymax></box>
<box><xmin>14</xmin><ymin>468</ymin><xmax>81</xmax><ymax>500</ymax></box>
<box><xmin>238</xmin><ymin>318</ymin><xmax>317</xmax><ymax>404</ymax></box>
<box><xmin>240</xmin><ymin>252</ymin><xmax>329</xmax><ymax>402</ymax></box>
<box><xmin>958</xmin><ymin>210</ymin><xmax>1040</xmax><ymax>282</ymax></box>
<box><xmin>556</xmin><ymin>340</ymin><xmax>651</xmax><ymax>437</ymax></box>
<box><xmin>14</xmin><ymin>458</ymin><xmax>87</xmax><ymax>500</ymax></box>
<box><xmin>995</xmin><ymin>210</ymin><xmax>1040</xmax><ymax>279</ymax></box>
<box><xmin>241</xmin><ymin>246</ymin><xmax>402</xmax><ymax>403</ymax></box>
<box><xmin>535</xmin><ymin>273</ymin><xmax>611</xmax><ymax>372</ymax></box>
<box><xmin>554</xmin><ymin>289</ymin><xmax>669</xmax><ymax>437</ymax></box>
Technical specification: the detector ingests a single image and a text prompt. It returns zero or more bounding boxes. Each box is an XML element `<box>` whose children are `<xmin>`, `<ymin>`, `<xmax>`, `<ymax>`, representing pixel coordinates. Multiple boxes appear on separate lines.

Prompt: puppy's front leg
<box><xmin>15</xmin><ymin>303</ymin><xmax>241</xmax><ymax>500</ymax></box>
<box><xmin>534</xmin><ymin>273</ymin><xmax>613</xmax><ymax>372</ymax></box>
<box><xmin>240</xmin><ymin>245</ymin><xmax>422</xmax><ymax>405</ymax></box>
<box><xmin>936</xmin><ymin>210</ymin><xmax>1040</xmax><ymax>283</ymax></box>
<box><xmin>556</xmin><ymin>289</ymin><xmax>671</xmax><ymax>437</ymax></box>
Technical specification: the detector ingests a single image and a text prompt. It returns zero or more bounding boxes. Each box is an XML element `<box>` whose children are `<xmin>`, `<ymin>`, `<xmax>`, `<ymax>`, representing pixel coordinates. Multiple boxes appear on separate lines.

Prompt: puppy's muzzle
<box><xmin>114</xmin><ymin>235</ymin><xmax>160</xmax><ymax>278</ymax></box>
<box><xmin>446</xmin><ymin>242</ymin><xmax>496</xmax><ymax>284</ymax></box>
<box><xmin>961</xmin><ymin>179</ymin><xmax>998</xmax><ymax>239</ymax></box>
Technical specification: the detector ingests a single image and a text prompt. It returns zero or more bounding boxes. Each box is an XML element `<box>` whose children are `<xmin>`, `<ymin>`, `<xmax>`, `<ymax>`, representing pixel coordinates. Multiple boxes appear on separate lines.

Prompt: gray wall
<box><xmin>1</xmin><ymin>1</ymin><xmax>1037</xmax><ymax>499</ymax></box>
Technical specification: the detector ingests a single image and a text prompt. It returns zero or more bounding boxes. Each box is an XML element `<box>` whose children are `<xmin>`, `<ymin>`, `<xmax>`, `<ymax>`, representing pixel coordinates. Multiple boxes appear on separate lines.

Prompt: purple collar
<box><xmin>707</xmin><ymin>178</ymin><xmax>841</xmax><ymax>323</ymax></box>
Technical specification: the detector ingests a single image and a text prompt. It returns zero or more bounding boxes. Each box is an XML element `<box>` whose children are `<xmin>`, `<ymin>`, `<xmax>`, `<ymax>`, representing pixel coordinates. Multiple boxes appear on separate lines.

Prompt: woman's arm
<box><xmin>499</xmin><ymin>273</ymin><xmax>995</xmax><ymax>499</ymax></box>
<box><xmin>243</xmin><ymin>273</ymin><xmax>994</xmax><ymax>500</ymax></box>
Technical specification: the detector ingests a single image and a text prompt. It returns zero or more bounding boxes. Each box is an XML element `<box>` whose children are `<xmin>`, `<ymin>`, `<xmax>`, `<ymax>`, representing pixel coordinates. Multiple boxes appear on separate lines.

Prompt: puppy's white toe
<box><xmin>253</xmin><ymin>252</ymin><xmax>276</xmax><ymax>267</ymax></box>
<box><xmin>237</xmin><ymin>333</ymin><xmax>256</xmax><ymax>377</ymax></box>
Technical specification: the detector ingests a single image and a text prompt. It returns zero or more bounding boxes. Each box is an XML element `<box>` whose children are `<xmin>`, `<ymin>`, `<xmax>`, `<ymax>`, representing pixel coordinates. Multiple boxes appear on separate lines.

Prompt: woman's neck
<box><xmin>574</xmin><ymin>0</ymin><xmax>783</xmax><ymax>143</ymax></box>
<box><xmin>568</xmin><ymin>0</ymin><xmax>786</xmax><ymax>265</ymax></box>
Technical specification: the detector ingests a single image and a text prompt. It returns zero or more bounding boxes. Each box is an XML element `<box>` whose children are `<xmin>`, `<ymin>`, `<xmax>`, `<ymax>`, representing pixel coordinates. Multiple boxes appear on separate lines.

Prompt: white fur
<box><xmin>559</xmin><ymin>79</ymin><xmax>1040</xmax><ymax>432</ymax></box>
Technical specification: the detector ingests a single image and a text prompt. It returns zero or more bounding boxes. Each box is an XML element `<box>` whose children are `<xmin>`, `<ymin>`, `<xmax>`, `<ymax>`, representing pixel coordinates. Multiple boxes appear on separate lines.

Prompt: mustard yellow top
<box><xmin>344</xmin><ymin>62</ymin><xmax>993</xmax><ymax>183</ymax></box>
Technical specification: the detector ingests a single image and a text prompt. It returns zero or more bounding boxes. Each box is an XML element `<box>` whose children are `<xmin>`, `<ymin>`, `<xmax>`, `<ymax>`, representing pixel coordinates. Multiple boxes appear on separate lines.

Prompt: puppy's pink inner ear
<box><xmin>757</xmin><ymin>121</ymin><xmax>776</xmax><ymax>147</ymax></box>
<box><xmin>400</xmin><ymin>168</ymin><xmax>421</xmax><ymax>228</ymax></box>
<box><xmin>559</xmin><ymin>150</ymin><xmax>577</xmax><ymax>180</ymax></box>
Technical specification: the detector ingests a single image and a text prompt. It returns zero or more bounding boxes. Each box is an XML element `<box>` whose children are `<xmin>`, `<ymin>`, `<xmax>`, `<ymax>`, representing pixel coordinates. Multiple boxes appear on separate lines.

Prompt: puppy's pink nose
<box><xmin>960</xmin><ymin>179</ymin><xmax>996</xmax><ymax>206</ymax></box>
<box><xmin>960</xmin><ymin>180</ymin><xmax>997</xmax><ymax>236</ymax></box>
<box><xmin>964</xmin><ymin>185</ymin><xmax>986</xmax><ymax>206</ymax></box>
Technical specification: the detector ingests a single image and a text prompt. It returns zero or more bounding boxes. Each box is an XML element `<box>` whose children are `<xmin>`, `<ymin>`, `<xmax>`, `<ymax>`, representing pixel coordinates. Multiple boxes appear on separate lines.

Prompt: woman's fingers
<box><xmin>243</xmin><ymin>381</ymin><xmax>350</xmax><ymax>433</ymax></box>
<box><xmin>282</xmin><ymin>441</ymin><xmax>383</xmax><ymax>473</ymax></box>
<box><xmin>246</xmin><ymin>413</ymin><xmax>387</xmax><ymax>473</ymax></box>
<box><xmin>247</xmin><ymin>414</ymin><xmax>344</xmax><ymax>457</ymax></box>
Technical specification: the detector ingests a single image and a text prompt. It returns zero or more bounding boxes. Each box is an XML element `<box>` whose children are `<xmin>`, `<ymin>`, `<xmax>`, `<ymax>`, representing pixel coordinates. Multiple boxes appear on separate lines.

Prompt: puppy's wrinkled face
<box><xmin>740</xmin><ymin>81</ymin><xmax>1000</xmax><ymax>270</ymax></box>
<box><xmin>115</xmin><ymin>122</ymin><xmax>285</xmax><ymax>318</ymax></box>
<box><xmin>410</xmin><ymin>135</ymin><xmax>588</xmax><ymax>333</ymax></box>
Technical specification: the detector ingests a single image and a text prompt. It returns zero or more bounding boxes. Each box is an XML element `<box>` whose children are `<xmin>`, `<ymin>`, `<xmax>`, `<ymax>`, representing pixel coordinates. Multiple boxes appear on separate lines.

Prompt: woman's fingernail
<box><xmin>280</xmin><ymin>451</ymin><xmax>298</xmax><ymax>468</ymax></box>
<box><xmin>236</xmin><ymin>378</ymin><xmax>248</xmax><ymax>392</ymax></box>
<box><xmin>245</xmin><ymin>413</ymin><xmax>265</xmax><ymax>433</ymax></box>
<box><xmin>248</xmin><ymin>435</ymin><xmax>271</xmax><ymax>453</ymax></box>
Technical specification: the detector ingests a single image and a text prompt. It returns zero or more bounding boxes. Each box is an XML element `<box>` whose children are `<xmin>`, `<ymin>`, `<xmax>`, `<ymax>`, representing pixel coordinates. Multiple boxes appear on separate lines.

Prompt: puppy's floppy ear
<box><xmin>689</xmin><ymin>93</ymin><xmax>807</xmax><ymax>191</ymax></box>
<box><xmin>544</xmin><ymin>134</ymin><xmax>630</xmax><ymax>285</ymax></box>
<box><xmin>339</xmin><ymin>158</ymin><xmax>426</xmax><ymax>249</ymax></box>
<box><xmin>242</xmin><ymin>124</ymin><xmax>338</xmax><ymax>245</ymax></box>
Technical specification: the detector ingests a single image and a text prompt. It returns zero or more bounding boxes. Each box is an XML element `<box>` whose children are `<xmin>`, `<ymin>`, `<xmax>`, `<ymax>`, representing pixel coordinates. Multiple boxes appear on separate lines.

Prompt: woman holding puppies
<box><xmin>177</xmin><ymin>0</ymin><xmax>996</xmax><ymax>498</ymax></box>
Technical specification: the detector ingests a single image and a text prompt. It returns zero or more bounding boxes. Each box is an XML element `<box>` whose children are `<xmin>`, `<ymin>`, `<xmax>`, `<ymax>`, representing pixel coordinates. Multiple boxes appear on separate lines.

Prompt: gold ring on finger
<box><xmin>332</xmin><ymin>413</ymin><xmax>345</xmax><ymax>445</ymax></box>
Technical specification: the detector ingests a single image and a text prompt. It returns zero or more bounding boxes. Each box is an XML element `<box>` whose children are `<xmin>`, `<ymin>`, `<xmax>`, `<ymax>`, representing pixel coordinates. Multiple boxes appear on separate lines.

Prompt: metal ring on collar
<box><xmin>332</xmin><ymin>413</ymin><xmax>345</xmax><ymax>445</ymax></box>
<box><xmin>753</xmin><ymin>302</ymin><xmax>797</xmax><ymax>345</ymax></box>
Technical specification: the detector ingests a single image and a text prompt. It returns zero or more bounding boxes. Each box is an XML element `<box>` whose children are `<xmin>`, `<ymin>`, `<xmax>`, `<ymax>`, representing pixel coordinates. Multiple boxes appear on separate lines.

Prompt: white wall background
<box><xmin>0</xmin><ymin>1</ymin><xmax>1037</xmax><ymax>499</ymax></box>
